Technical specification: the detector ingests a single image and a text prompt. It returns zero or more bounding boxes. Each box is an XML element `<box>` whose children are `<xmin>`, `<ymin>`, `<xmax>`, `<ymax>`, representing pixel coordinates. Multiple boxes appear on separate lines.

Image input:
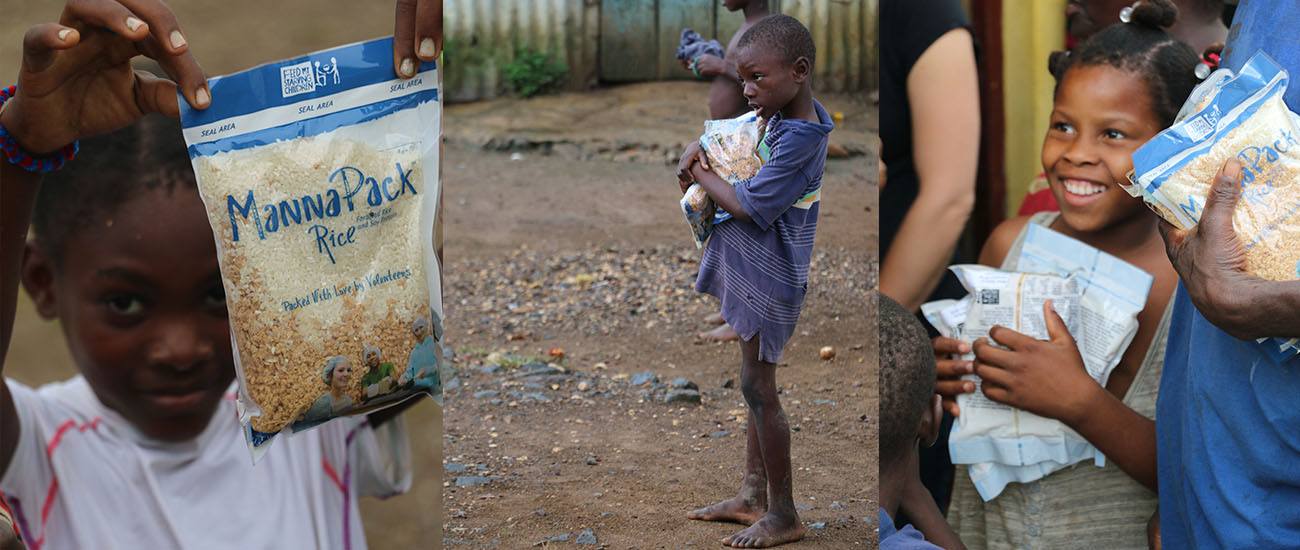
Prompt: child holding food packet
<box><xmin>931</xmin><ymin>1</ymin><xmax>1201</xmax><ymax>547</ymax></box>
<box><xmin>675</xmin><ymin>14</ymin><xmax>833</xmax><ymax>548</ymax></box>
<box><xmin>0</xmin><ymin>1</ymin><xmax>440</xmax><ymax>548</ymax></box>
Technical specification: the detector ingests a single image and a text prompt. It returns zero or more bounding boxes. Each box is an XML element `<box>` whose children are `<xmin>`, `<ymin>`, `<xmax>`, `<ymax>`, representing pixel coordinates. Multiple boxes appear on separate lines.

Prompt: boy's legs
<box><xmin>687</xmin><ymin>404</ymin><xmax>767</xmax><ymax>523</ymax></box>
<box><xmin>723</xmin><ymin>336</ymin><xmax>804</xmax><ymax>548</ymax></box>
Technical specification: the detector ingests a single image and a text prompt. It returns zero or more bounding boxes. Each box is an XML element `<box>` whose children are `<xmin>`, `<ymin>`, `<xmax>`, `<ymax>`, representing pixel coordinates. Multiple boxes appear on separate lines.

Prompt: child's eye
<box><xmin>1103</xmin><ymin>129</ymin><xmax>1127</xmax><ymax>140</ymax></box>
<box><xmin>1051</xmin><ymin>122</ymin><xmax>1075</xmax><ymax>134</ymax></box>
<box><xmin>104</xmin><ymin>294</ymin><xmax>145</xmax><ymax>316</ymax></box>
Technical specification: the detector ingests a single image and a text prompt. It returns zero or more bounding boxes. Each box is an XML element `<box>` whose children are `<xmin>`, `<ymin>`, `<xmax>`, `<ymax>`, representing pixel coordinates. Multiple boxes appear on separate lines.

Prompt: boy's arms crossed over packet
<box><xmin>685</xmin><ymin>113</ymin><xmax>831</xmax><ymax>229</ymax></box>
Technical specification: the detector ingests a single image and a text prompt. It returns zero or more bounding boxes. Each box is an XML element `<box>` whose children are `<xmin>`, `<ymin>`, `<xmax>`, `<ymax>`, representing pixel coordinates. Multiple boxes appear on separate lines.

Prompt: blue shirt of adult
<box><xmin>1157</xmin><ymin>1</ymin><xmax>1300</xmax><ymax>547</ymax></box>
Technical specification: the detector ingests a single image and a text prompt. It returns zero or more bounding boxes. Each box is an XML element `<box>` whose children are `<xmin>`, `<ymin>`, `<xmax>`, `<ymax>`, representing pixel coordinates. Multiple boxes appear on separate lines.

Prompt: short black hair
<box><xmin>878</xmin><ymin>293</ymin><xmax>935</xmax><ymax>465</ymax></box>
<box><xmin>736</xmin><ymin>14</ymin><xmax>816</xmax><ymax>67</ymax></box>
<box><xmin>1050</xmin><ymin>0</ymin><xmax>1200</xmax><ymax>128</ymax></box>
<box><xmin>33</xmin><ymin>114</ymin><xmax>196</xmax><ymax>266</ymax></box>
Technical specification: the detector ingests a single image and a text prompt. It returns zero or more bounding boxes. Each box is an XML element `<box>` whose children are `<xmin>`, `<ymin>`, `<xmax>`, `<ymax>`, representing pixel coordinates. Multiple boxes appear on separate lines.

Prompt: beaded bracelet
<box><xmin>0</xmin><ymin>85</ymin><xmax>79</xmax><ymax>173</ymax></box>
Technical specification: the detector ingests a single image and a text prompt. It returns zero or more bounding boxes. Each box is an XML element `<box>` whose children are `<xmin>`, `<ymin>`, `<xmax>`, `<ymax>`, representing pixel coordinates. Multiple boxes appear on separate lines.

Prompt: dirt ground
<box><xmin>437</xmin><ymin>82</ymin><xmax>877</xmax><ymax>547</ymax></box>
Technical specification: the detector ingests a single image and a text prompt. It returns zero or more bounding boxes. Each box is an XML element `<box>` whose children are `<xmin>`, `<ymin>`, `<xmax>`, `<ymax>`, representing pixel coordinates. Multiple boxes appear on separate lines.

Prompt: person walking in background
<box><xmin>678</xmin><ymin>0</ymin><xmax>773</xmax><ymax>343</ymax></box>
<box><xmin>879</xmin><ymin>0</ymin><xmax>980</xmax><ymax>515</ymax></box>
<box><xmin>879</xmin><ymin>0</ymin><xmax>979</xmax><ymax>315</ymax></box>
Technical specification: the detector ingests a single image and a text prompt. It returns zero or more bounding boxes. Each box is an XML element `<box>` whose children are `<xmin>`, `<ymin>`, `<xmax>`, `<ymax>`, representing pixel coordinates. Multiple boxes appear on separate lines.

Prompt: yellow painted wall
<box><xmin>1001</xmin><ymin>0</ymin><xmax>1066</xmax><ymax>215</ymax></box>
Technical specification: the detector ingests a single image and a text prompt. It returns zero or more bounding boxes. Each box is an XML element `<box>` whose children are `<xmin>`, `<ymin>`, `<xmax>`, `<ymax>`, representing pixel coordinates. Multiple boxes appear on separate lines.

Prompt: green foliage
<box><xmin>503</xmin><ymin>47</ymin><xmax>568</xmax><ymax>98</ymax></box>
<box><xmin>496</xmin><ymin>353</ymin><xmax>542</xmax><ymax>369</ymax></box>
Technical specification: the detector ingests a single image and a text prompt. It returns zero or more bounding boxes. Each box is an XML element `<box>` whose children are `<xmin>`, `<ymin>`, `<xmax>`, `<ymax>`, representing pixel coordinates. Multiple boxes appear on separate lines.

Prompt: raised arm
<box><xmin>879</xmin><ymin>28</ymin><xmax>979</xmax><ymax>311</ymax></box>
<box><xmin>0</xmin><ymin>0</ymin><xmax>209</xmax><ymax>476</ymax></box>
<box><xmin>0</xmin><ymin>162</ymin><xmax>42</xmax><ymax>483</ymax></box>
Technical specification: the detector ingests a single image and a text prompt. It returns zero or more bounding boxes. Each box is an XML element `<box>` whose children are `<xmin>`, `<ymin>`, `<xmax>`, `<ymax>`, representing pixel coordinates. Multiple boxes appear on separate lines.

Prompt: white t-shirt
<box><xmin>0</xmin><ymin>376</ymin><xmax>411</xmax><ymax>550</ymax></box>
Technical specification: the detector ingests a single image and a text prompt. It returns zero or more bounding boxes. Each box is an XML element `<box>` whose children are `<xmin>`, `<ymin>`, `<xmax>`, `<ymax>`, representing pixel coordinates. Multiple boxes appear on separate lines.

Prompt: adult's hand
<box><xmin>393</xmin><ymin>0</ymin><xmax>442</xmax><ymax>78</ymax></box>
<box><xmin>1159</xmin><ymin>159</ymin><xmax>1300</xmax><ymax>340</ymax></box>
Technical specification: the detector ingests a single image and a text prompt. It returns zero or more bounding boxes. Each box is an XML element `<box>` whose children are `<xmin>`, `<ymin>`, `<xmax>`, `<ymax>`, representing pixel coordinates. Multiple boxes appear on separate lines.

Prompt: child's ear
<box><xmin>918</xmin><ymin>394</ymin><xmax>943</xmax><ymax>448</ymax></box>
<box><xmin>21</xmin><ymin>243</ymin><xmax>60</xmax><ymax>320</ymax></box>
<box><xmin>792</xmin><ymin>56</ymin><xmax>812</xmax><ymax>84</ymax></box>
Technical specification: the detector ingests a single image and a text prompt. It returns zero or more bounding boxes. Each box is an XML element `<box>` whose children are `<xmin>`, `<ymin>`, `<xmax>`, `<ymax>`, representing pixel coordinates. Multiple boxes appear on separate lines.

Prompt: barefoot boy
<box><xmin>675</xmin><ymin>14</ymin><xmax>834</xmax><ymax>548</ymax></box>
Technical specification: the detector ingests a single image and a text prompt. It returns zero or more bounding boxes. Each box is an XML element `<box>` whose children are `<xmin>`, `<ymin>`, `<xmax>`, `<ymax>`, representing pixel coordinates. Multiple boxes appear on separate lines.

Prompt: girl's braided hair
<box><xmin>1049</xmin><ymin>0</ymin><xmax>1201</xmax><ymax>128</ymax></box>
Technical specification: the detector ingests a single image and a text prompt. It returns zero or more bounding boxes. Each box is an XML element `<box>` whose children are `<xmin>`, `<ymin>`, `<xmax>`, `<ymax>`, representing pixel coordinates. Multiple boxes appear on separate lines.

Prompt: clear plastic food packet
<box><xmin>180</xmin><ymin>37</ymin><xmax>444</xmax><ymax>461</ymax></box>
<box><xmin>680</xmin><ymin>112</ymin><xmax>765</xmax><ymax>248</ymax></box>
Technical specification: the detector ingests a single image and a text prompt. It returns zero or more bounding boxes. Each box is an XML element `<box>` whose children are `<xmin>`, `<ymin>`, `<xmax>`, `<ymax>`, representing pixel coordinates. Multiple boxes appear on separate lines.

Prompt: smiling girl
<box><xmin>930</xmin><ymin>1</ymin><xmax>1203</xmax><ymax>547</ymax></box>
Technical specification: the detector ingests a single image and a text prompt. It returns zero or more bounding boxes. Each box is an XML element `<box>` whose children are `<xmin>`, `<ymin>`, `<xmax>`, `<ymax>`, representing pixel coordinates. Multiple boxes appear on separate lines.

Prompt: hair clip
<box><xmin>1119</xmin><ymin>2</ymin><xmax>1139</xmax><ymax>23</ymax></box>
<box><xmin>1195</xmin><ymin>52</ymin><xmax>1221</xmax><ymax>79</ymax></box>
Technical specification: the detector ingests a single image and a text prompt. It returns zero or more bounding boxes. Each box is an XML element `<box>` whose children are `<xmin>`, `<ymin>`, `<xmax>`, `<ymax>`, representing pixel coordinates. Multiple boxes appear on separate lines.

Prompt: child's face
<box><xmin>1042</xmin><ymin>64</ymin><xmax>1162</xmax><ymax>233</ymax></box>
<box><xmin>24</xmin><ymin>187</ymin><xmax>234</xmax><ymax>442</ymax></box>
<box><xmin>734</xmin><ymin>46</ymin><xmax>808</xmax><ymax>120</ymax></box>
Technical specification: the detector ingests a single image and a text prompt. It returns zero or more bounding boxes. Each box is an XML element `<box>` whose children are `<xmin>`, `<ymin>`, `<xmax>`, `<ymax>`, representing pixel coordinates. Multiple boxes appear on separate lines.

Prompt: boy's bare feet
<box><xmin>722</xmin><ymin>513</ymin><xmax>806</xmax><ymax>548</ymax></box>
<box><xmin>704</xmin><ymin>312</ymin><xmax>727</xmax><ymax>325</ymax></box>
<box><xmin>698</xmin><ymin>323</ymin><xmax>741</xmax><ymax>342</ymax></box>
<box><xmin>687</xmin><ymin>495</ymin><xmax>765</xmax><ymax>525</ymax></box>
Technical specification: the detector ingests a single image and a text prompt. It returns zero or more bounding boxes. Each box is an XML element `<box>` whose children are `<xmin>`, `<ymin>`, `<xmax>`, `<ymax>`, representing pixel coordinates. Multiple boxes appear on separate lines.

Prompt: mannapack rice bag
<box><xmin>180</xmin><ymin>38</ymin><xmax>444</xmax><ymax>461</ymax></box>
<box><xmin>1130</xmin><ymin>50</ymin><xmax>1300</xmax><ymax>358</ymax></box>
<box><xmin>680</xmin><ymin>112</ymin><xmax>767</xmax><ymax>247</ymax></box>
<box><xmin>1130</xmin><ymin>51</ymin><xmax>1300</xmax><ymax>281</ymax></box>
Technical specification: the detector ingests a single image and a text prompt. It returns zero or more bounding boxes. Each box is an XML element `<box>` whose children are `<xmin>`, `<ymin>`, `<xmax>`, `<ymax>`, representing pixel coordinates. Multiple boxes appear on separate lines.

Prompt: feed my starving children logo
<box><xmin>280</xmin><ymin>56</ymin><xmax>341</xmax><ymax>98</ymax></box>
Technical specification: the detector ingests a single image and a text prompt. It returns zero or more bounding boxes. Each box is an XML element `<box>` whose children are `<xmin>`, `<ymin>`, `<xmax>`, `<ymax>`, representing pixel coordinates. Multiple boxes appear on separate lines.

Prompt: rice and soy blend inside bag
<box><xmin>680</xmin><ymin>112</ymin><xmax>765</xmax><ymax>247</ymax></box>
<box><xmin>1130</xmin><ymin>50</ymin><xmax>1300</xmax><ymax>356</ymax></box>
<box><xmin>180</xmin><ymin>38</ymin><xmax>443</xmax><ymax>459</ymax></box>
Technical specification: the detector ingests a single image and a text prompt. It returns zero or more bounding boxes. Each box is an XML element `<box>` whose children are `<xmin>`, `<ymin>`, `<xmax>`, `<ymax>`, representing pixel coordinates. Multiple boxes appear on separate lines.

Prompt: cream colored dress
<box><xmin>947</xmin><ymin>212</ymin><xmax>1171</xmax><ymax>550</ymax></box>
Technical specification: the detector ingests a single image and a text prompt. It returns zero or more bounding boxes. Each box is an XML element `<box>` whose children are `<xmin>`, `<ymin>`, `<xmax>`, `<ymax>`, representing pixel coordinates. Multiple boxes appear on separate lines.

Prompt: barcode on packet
<box><xmin>979</xmin><ymin>289</ymin><xmax>1000</xmax><ymax>305</ymax></box>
